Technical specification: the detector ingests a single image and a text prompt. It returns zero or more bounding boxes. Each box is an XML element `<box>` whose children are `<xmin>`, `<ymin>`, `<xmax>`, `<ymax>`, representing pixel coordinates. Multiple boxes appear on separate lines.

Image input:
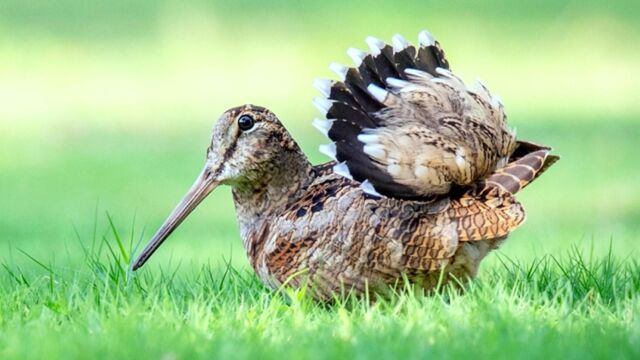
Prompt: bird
<box><xmin>132</xmin><ymin>30</ymin><xmax>558</xmax><ymax>300</ymax></box>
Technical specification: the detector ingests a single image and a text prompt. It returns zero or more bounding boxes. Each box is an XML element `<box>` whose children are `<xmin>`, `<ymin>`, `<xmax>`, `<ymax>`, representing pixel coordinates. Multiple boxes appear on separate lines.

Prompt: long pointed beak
<box><xmin>132</xmin><ymin>166</ymin><xmax>219</xmax><ymax>271</ymax></box>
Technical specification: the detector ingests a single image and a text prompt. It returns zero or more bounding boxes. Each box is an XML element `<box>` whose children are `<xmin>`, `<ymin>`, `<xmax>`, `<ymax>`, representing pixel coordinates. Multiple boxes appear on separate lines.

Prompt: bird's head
<box><xmin>205</xmin><ymin>104</ymin><xmax>299</xmax><ymax>186</ymax></box>
<box><xmin>132</xmin><ymin>104</ymin><xmax>299</xmax><ymax>270</ymax></box>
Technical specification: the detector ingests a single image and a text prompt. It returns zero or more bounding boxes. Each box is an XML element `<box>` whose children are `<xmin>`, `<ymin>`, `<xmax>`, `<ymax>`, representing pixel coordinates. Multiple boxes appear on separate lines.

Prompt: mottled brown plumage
<box><xmin>132</xmin><ymin>31</ymin><xmax>558</xmax><ymax>300</ymax></box>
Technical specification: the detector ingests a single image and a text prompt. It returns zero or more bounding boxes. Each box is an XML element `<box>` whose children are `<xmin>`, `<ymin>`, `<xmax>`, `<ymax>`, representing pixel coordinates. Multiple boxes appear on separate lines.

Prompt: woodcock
<box><xmin>132</xmin><ymin>30</ymin><xmax>558</xmax><ymax>300</ymax></box>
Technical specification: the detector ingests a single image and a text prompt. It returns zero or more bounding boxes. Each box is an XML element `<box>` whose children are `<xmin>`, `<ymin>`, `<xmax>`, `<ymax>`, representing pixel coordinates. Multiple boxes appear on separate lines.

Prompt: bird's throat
<box><xmin>230</xmin><ymin>149</ymin><xmax>313</xmax><ymax>251</ymax></box>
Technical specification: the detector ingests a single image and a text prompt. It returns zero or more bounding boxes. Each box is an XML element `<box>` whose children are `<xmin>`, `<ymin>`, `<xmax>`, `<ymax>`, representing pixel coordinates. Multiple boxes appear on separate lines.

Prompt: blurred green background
<box><xmin>1</xmin><ymin>0</ymin><xmax>638</xmax><ymax>272</ymax></box>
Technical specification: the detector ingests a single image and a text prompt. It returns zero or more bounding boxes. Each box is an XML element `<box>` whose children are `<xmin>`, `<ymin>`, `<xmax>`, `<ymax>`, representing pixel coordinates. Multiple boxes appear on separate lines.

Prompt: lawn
<box><xmin>1</xmin><ymin>1</ymin><xmax>639</xmax><ymax>358</ymax></box>
<box><xmin>1</xmin><ymin>236</ymin><xmax>638</xmax><ymax>359</ymax></box>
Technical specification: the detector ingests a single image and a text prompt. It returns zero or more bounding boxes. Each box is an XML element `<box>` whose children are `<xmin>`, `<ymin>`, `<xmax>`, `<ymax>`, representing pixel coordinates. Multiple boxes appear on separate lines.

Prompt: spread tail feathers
<box><xmin>486</xmin><ymin>141</ymin><xmax>559</xmax><ymax>194</ymax></box>
<box><xmin>314</xmin><ymin>30</ymin><xmax>516</xmax><ymax>200</ymax></box>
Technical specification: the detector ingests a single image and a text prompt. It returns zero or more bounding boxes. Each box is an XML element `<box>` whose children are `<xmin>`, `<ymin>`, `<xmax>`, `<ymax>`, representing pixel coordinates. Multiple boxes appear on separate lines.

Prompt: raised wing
<box><xmin>312</xmin><ymin>30</ymin><xmax>517</xmax><ymax>200</ymax></box>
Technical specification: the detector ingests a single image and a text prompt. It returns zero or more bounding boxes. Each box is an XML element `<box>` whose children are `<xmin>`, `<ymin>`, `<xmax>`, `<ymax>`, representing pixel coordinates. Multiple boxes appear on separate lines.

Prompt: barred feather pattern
<box><xmin>231</xmin><ymin>126</ymin><xmax>556</xmax><ymax>300</ymax></box>
<box><xmin>313</xmin><ymin>31</ymin><xmax>517</xmax><ymax>199</ymax></box>
<box><xmin>245</xmin><ymin>160</ymin><xmax>527</xmax><ymax>300</ymax></box>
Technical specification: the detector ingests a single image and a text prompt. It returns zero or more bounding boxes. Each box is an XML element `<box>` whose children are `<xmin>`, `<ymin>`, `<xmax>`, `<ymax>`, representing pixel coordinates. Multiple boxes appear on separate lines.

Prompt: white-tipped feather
<box><xmin>312</xmin><ymin>78</ymin><xmax>332</xmax><ymax>97</ymax></box>
<box><xmin>391</xmin><ymin>34</ymin><xmax>409</xmax><ymax>52</ymax></box>
<box><xmin>367</xmin><ymin>84</ymin><xmax>388</xmax><ymax>103</ymax></box>
<box><xmin>363</xmin><ymin>144</ymin><xmax>386</xmax><ymax>159</ymax></box>
<box><xmin>491</xmin><ymin>95</ymin><xmax>504</xmax><ymax>108</ymax></box>
<box><xmin>405</xmin><ymin>68</ymin><xmax>432</xmax><ymax>79</ymax></box>
<box><xmin>347</xmin><ymin>47</ymin><xmax>366</xmax><ymax>67</ymax></box>
<box><xmin>475</xmin><ymin>78</ymin><xmax>491</xmax><ymax>96</ymax></box>
<box><xmin>360</xmin><ymin>179</ymin><xmax>382</xmax><ymax>197</ymax></box>
<box><xmin>435</xmin><ymin>67</ymin><xmax>454</xmax><ymax>78</ymax></box>
<box><xmin>386</xmin><ymin>77</ymin><xmax>411</xmax><ymax>88</ymax></box>
<box><xmin>312</xmin><ymin>118</ymin><xmax>333</xmax><ymax>137</ymax></box>
<box><xmin>418</xmin><ymin>30</ymin><xmax>436</xmax><ymax>47</ymax></box>
<box><xmin>312</xmin><ymin>97</ymin><xmax>333</xmax><ymax>115</ymax></box>
<box><xmin>431</xmin><ymin>78</ymin><xmax>450</xmax><ymax>85</ymax></box>
<box><xmin>365</xmin><ymin>36</ymin><xmax>385</xmax><ymax>56</ymax></box>
<box><xmin>329</xmin><ymin>62</ymin><xmax>348</xmax><ymax>80</ymax></box>
<box><xmin>318</xmin><ymin>143</ymin><xmax>337</xmax><ymax>160</ymax></box>
<box><xmin>357</xmin><ymin>133</ymin><xmax>380</xmax><ymax>144</ymax></box>
<box><xmin>333</xmin><ymin>162</ymin><xmax>353</xmax><ymax>180</ymax></box>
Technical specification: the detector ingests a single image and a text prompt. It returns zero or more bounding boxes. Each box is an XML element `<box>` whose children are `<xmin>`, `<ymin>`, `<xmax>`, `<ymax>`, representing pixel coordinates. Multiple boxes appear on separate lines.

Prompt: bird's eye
<box><xmin>238</xmin><ymin>115</ymin><xmax>255</xmax><ymax>131</ymax></box>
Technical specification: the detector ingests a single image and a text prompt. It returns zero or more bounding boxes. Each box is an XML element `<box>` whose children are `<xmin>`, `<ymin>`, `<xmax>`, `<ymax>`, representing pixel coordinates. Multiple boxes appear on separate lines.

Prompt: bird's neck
<box><xmin>230</xmin><ymin>148</ymin><xmax>313</xmax><ymax>251</ymax></box>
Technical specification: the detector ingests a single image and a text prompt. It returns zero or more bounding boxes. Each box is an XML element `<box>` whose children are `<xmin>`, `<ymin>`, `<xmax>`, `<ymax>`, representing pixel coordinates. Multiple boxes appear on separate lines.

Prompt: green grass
<box><xmin>1</xmin><ymin>226</ymin><xmax>638</xmax><ymax>359</ymax></box>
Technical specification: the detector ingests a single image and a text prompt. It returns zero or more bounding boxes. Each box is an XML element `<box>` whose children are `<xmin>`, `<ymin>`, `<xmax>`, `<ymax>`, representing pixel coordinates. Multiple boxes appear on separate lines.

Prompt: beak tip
<box><xmin>131</xmin><ymin>257</ymin><xmax>145</xmax><ymax>271</ymax></box>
